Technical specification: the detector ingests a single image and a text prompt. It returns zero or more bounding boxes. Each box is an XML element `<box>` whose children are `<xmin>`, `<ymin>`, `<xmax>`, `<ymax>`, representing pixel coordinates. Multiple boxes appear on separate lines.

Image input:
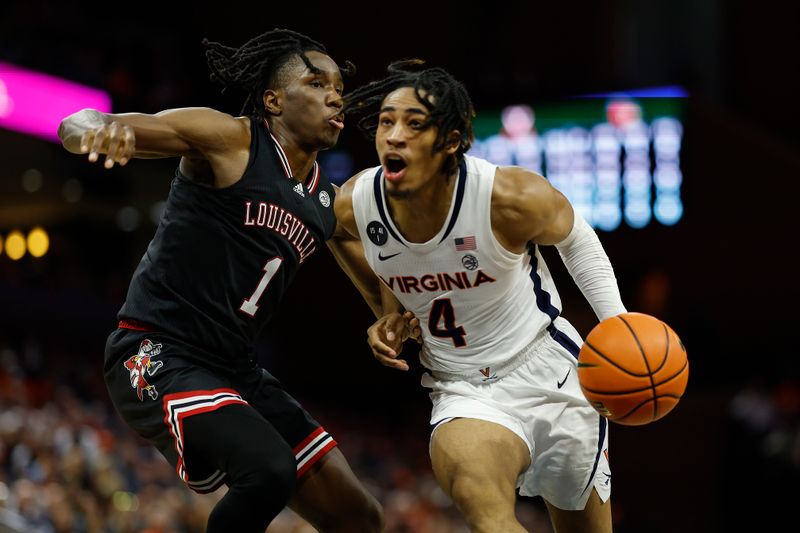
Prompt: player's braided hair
<box><xmin>344</xmin><ymin>60</ymin><xmax>475</xmax><ymax>175</ymax></box>
<box><xmin>202</xmin><ymin>28</ymin><xmax>355</xmax><ymax>119</ymax></box>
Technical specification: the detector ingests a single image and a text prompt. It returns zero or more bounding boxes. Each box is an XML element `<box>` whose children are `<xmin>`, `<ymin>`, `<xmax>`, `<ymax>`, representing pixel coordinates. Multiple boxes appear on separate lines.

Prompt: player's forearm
<box><xmin>379</xmin><ymin>282</ymin><xmax>405</xmax><ymax>317</ymax></box>
<box><xmin>326</xmin><ymin>237</ymin><xmax>383</xmax><ymax>317</ymax></box>
<box><xmin>554</xmin><ymin>212</ymin><xmax>627</xmax><ymax>321</ymax></box>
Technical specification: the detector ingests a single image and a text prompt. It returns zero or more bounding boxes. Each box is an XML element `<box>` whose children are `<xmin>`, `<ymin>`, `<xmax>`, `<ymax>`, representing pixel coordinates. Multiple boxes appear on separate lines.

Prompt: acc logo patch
<box><xmin>367</xmin><ymin>221</ymin><xmax>388</xmax><ymax>246</ymax></box>
<box><xmin>319</xmin><ymin>190</ymin><xmax>331</xmax><ymax>208</ymax></box>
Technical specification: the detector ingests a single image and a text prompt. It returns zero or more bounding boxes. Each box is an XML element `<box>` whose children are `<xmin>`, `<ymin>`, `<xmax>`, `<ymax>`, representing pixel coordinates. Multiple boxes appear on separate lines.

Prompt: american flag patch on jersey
<box><xmin>455</xmin><ymin>236</ymin><xmax>476</xmax><ymax>251</ymax></box>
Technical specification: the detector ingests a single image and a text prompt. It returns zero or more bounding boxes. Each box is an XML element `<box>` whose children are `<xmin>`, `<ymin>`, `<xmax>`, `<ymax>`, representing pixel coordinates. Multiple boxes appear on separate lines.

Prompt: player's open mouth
<box><xmin>383</xmin><ymin>155</ymin><xmax>407</xmax><ymax>182</ymax></box>
<box><xmin>328</xmin><ymin>115</ymin><xmax>344</xmax><ymax>130</ymax></box>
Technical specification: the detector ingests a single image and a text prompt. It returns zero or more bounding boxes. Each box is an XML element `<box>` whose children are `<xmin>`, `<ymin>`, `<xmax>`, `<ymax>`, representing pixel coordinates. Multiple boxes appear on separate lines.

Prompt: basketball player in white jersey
<box><xmin>336</xmin><ymin>61</ymin><xmax>627</xmax><ymax>532</ymax></box>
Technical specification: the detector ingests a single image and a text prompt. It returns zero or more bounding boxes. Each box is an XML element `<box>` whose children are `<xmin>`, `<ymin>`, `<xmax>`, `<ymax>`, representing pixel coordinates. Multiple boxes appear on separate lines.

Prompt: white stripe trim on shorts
<box><xmin>162</xmin><ymin>388</ymin><xmax>248</xmax><ymax>486</ymax></box>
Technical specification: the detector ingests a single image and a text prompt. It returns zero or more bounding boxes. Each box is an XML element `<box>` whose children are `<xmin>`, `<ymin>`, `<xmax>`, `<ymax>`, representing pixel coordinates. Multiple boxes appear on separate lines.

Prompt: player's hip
<box><xmin>422</xmin><ymin>316</ymin><xmax>583</xmax><ymax>386</ymax></box>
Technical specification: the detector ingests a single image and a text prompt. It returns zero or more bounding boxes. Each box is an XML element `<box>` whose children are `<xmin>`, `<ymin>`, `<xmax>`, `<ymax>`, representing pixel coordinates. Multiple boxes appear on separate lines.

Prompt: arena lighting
<box><xmin>4</xmin><ymin>230</ymin><xmax>26</xmax><ymax>260</ymax></box>
<box><xmin>27</xmin><ymin>227</ymin><xmax>49</xmax><ymax>258</ymax></box>
<box><xmin>469</xmin><ymin>87</ymin><xmax>686</xmax><ymax>231</ymax></box>
<box><xmin>0</xmin><ymin>61</ymin><xmax>112</xmax><ymax>142</ymax></box>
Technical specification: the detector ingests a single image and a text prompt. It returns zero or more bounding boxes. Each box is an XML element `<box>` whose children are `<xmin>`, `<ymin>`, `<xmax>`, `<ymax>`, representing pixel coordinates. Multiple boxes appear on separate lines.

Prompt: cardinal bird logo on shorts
<box><xmin>123</xmin><ymin>339</ymin><xmax>164</xmax><ymax>401</ymax></box>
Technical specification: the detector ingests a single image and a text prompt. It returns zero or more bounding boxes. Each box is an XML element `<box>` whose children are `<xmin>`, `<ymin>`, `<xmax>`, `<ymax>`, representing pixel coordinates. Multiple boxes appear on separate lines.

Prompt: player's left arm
<box><xmin>330</xmin><ymin>177</ymin><xmax>420</xmax><ymax>371</ymax></box>
<box><xmin>492</xmin><ymin>166</ymin><xmax>627</xmax><ymax>321</ymax></box>
<box><xmin>327</xmin><ymin>181</ymin><xmax>384</xmax><ymax>317</ymax></box>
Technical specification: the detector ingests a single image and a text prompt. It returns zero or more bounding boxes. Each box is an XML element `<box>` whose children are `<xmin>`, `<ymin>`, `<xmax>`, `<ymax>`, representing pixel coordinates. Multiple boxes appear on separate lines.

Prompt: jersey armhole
<box><xmin>173</xmin><ymin>117</ymin><xmax>259</xmax><ymax>192</ymax></box>
<box><xmin>483</xmin><ymin>164</ymin><xmax>525</xmax><ymax>264</ymax></box>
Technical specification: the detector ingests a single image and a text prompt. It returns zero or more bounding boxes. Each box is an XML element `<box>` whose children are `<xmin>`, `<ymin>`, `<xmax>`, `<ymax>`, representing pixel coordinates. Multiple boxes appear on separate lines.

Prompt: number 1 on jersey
<box><xmin>239</xmin><ymin>257</ymin><xmax>283</xmax><ymax>317</ymax></box>
<box><xmin>429</xmin><ymin>298</ymin><xmax>467</xmax><ymax>347</ymax></box>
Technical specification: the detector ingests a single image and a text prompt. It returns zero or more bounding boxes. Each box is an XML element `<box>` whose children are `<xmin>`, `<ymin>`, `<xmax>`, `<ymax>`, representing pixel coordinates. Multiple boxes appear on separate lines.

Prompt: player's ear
<box><xmin>263</xmin><ymin>89</ymin><xmax>282</xmax><ymax>116</ymax></box>
<box><xmin>445</xmin><ymin>130</ymin><xmax>461</xmax><ymax>155</ymax></box>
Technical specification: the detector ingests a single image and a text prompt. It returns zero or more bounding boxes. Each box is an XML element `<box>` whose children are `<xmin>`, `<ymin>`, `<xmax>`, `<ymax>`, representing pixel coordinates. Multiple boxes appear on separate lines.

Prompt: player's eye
<box><xmin>310</xmin><ymin>80</ymin><xmax>322</xmax><ymax>88</ymax></box>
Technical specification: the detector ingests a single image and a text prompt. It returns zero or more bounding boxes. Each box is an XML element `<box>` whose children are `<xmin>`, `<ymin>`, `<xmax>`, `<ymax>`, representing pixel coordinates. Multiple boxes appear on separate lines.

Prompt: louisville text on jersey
<box><xmin>244</xmin><ymin>201</ymin><xmax>317</xmax><ymax>263</ymax></box>
<box><xmin>379</xmin><ymin>270</ymin><xmax>497</xmax><ymax>293</ymax></box>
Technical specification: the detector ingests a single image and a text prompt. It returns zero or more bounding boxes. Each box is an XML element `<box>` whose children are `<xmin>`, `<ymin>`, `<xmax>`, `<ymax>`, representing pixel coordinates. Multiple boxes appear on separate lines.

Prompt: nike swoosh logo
<box><xmin>557</xmin><ymin>368</ymin><xmax>571</xmax><ymax>389</ymax></box>
<box><xmin>378</xmin><ymin>252</ymin><xmax>401</xmax><ymax>261</ymax></box>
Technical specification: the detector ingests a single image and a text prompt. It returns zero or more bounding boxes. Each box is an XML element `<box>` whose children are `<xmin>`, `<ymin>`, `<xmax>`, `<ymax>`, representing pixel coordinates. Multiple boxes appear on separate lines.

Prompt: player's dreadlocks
<box><xmin>344</xmin><ymin>60</ymin><xmax>475</xmax><ymax>175</ymax></box>
<box><xmin>202</xmin><ymin>28</ymin><xmax>355</xmax><ymax>119</ymax></box>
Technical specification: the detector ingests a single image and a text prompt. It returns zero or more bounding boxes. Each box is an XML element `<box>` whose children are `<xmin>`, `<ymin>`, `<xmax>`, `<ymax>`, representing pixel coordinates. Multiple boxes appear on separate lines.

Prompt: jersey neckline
<box><xmin>373</xmin><ymin>159</ymin><xmax>468</xmax><ymax>250</ymax></box>
<box><xmin>262</xmin><ymin>119</ymin><xmax>320</xmax><ymax>194</ymax></box>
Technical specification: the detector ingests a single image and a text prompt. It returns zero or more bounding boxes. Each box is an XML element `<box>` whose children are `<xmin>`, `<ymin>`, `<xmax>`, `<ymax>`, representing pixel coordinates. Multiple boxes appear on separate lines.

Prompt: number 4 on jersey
<box><xmin>239</xmin><ymin>257</ymin><xmax>283</xmax><ymax>317</ymax></box>
<box><xmin>429</xmin><ymin>298</ymin><xmax>466</xmax><ymax>347</ymax></box>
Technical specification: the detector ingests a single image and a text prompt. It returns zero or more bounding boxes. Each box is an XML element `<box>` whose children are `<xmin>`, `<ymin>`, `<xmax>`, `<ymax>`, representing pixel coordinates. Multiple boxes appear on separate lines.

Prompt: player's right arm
<box><xmin>333</xmin><ymin>172</ymin><xmax>419</xmax><ymax>371</ymax></box>
<box><xmin>492</xmin><ymin>166</ymin><xmax>626</xmax><ymax>321</ymax></box>
<box><xmin>58</xmin><ymin>107</ymin><xmax>250</xmax><ymax>185</ymax></box>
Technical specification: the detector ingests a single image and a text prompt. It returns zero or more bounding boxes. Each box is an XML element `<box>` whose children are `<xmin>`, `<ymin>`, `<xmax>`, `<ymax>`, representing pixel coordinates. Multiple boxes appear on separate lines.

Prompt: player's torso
<box><xmin>352</xmin><ymin>155</ymin><xmax>560</xmax><ymax>374</ymax></box>
<box><xmin>120</xmin><ymin>118</ymin><xmax>336</xmax><ymax>364</ymax></box>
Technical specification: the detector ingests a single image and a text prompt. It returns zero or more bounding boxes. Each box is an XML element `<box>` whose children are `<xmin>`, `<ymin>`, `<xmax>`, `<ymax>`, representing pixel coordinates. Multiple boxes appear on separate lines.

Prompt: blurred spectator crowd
<box><xmin>0</xmin><ymin>336</ymin><xmax>554</xmax><ymax>533</ymax></box>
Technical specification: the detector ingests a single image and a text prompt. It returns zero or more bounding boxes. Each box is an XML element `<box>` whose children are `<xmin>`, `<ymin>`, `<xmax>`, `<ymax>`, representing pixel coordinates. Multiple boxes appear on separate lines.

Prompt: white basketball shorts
<box><xmin>422</xmin><ymin>317</ymin><xmax>611</xmax><ymax>511</ymax></box>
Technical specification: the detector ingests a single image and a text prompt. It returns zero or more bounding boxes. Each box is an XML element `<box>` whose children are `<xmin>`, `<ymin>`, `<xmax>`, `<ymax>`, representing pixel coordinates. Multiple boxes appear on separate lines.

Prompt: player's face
<box><xmin>375</xmin><ymin>87</ymin><xmax>451</xmax><ymax>198</ymax></box>
<box><xmin>277</xmin><ymin>51</ymin><xmax>344</xmax><ymax>150</ymax></box>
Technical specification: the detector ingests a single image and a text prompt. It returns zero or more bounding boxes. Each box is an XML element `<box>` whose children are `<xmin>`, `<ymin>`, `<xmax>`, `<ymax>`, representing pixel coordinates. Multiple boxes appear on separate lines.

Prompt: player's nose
<box><xmin>327</xmin><ymin>91</ymin><xmax>343</xmax><ymax>110</ymax></box>
<box><xmin>386</xmin><ymin>124</ymin><xmax>407</xmax><ymax>146</ymax></box>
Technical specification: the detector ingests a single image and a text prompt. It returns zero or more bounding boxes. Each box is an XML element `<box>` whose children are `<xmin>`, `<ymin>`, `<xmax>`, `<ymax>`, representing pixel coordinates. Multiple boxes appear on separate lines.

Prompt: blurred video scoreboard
<box><xmin>468</xmin><ymin>87</ymin><xmax>686</xmax><ymax>231</ymax></box>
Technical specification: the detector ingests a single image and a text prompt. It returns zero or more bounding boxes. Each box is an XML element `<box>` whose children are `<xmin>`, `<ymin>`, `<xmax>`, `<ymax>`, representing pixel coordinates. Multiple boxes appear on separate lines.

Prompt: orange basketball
<box><xmin>577</xmin><ymin>312</ymin><xmax>688</xmax><ymax>426</ymax></box>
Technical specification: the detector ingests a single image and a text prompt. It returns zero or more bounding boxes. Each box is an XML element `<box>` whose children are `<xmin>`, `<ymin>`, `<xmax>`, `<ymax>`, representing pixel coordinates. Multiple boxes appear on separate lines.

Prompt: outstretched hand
<box><xmin>367</xmin><ymin>311</ymin><xmax>422</xmax><ymax>372</ymax></box>
<box><xmin>81</xmin><ymin>121</ymin><xmax>136</xmax><ymax>169</ymax></box>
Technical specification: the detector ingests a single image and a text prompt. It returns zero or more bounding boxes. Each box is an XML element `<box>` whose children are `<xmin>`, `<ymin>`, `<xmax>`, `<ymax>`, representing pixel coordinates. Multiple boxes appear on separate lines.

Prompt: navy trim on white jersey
<box><xmin>373</xmin><ymin>168</ymin><xmax>409</xmax><ymax>247</ymax></box>
<box><xmin>438</xmin><ymin>159</ymin><xmax>468</xmax><ymax>243</ymax></box>
<box><xmin>373</xmin><ymin>160</ymin><xmax>468</xmax><ymax>247</ymax></box>
<box><xmin>582</xmin><ymin>416</ymin><xmax>608</xmax><ymax>495</ymax></box>
<box><xmin>529</xmin><ymin>247</ymin><xmax>583</xmax><ymax>359</ymax></box>
<box><xmin>528</xmin><ymin>247</ymin><xmax>560</xmax><ymax>321</ymax></box>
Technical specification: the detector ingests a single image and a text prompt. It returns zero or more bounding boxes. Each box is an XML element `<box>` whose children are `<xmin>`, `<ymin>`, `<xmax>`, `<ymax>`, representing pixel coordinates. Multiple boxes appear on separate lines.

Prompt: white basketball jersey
<box><xmin>352</xmin><ymin>155</ymin><xmax>565</xmax><ymax>374</ymax></box>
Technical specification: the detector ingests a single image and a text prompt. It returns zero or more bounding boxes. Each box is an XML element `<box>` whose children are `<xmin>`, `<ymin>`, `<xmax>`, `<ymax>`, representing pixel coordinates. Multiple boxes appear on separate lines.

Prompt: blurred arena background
<box><xmin>1</xmin><ymin>1</ymin><xmax>798</xmax><ymax>531</ymax></box>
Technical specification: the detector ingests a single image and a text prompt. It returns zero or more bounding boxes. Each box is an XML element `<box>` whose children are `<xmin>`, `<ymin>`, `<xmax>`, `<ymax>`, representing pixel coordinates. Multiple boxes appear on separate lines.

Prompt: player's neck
<box><xmin>387</xmin><ymin>169</ymin><xmax>457</xmax><ymax>243</ymax></box>
<box><xmin>269</xmin><ymin>125</ymin><xmax>318</xmax><ymax>182</ymax></box>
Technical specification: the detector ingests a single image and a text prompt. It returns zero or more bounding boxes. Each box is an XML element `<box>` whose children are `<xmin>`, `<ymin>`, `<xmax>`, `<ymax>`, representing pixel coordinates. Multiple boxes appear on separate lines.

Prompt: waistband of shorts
<box><xmin>429</xmin><ymin>327</ymin><xmax>552</xmax><ymax>384</ymax></box>
<box><xmin>118</xmin><ymin>318</ymin><xmax>156</xmax><ymax>332</ymax></box>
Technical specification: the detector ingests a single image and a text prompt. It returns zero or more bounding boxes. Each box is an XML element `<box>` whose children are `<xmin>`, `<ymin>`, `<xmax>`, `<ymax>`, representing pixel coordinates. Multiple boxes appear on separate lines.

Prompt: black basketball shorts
<box><xmin>104</xmin><ymin>324</ymin><xmax>337</xmax><ymax>493</ymax></box>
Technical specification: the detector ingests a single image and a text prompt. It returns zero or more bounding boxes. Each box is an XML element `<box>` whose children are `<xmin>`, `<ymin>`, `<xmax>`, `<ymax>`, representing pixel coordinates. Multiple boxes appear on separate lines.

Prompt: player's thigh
<box><xmin>431</xmin><ymin>418</ymin><xmax>530</xmax><ymax>503</ymax></box>
<box><xmin>288</xmin><ymin>447</ymin><xmax>381</xmax><ymax>530</ymax></box>
<box><xmin>240</xmin><ymin>369</ymin><xmax>337</xmax><ymax>478</ymax></box>
<box><xmin>545</xmin><ymin>488</ymin><xmax>612</xmax><ymax>533</ymax></box>
<box><xmin>182</xmin><ymin>402</ymin><xmax>296</xmax><ymax>489</ymax></box>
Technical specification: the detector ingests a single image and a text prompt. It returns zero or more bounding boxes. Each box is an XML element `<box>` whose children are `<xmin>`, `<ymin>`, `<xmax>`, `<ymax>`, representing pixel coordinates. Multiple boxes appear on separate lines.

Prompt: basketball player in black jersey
<box><xmin>58</xmin><ymin>29</ymin><xmax>384</xmax><ymax>532</ymax></box>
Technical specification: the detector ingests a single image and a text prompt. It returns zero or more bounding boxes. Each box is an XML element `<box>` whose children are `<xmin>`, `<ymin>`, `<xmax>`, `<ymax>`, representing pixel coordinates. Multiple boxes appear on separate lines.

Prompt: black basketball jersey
<box><xmin>118</xmin><ymin>117</ymin><xmax>337</xmax><ymax>371</ymax></box>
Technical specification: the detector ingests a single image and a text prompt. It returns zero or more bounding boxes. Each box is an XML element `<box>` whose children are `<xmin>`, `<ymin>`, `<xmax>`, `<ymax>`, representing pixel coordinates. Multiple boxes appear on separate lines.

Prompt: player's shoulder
<box><xmin>338</xmin><ymin>166</ymin><xmax>380</xmax><ymax>197</ymax></box>
<box><xmin>492</xmin><ymin>165</ymin><xmax>552</xmax><ymax>204</ymax></box>
<box><xmin>334</xmin><ymin>167</ymin><xmax>376</xmax><ymax>223</ymax></box>
<box><xmin>491</xmin><ymin>165</ymin><xmax>560</xmax><ymax>228</ymax></box>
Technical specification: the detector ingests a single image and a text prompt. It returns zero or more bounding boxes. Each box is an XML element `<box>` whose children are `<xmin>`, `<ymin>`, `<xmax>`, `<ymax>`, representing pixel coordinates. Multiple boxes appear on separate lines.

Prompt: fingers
<box><xmin>88</xmin><ymin>127</ymin><xmax>107</xmax><ymax>163</ymax></box>
<box><xmin>374</xmin><ymin>352</ymin><xmax>409</xmax><ymax>371</ymax></box>
<box><xmin>104</xmin><ymin>122</ymin><xmax>123</xmax><ymax>168</ymax></box>
<box><xmin>80</xmin><ymin>130</ymin><xmax>95</xmax><ymax>156</ymax></box>
<box><xmin>82</xmin><ymin>122</ymin><xmax>135</xmax><ymax>168</ymax></box>
<box><xmin>402</xmin><ymin>310</ymin><xmax>423</xmax><ymax>344</ymax></box>
<box><xmin>367</xmin><ymin>336</ymin><xmax>409</xmax><ymax>371</ymax></box>
<box><xmin>384</xmin><ymin>313</ymin><xmax>406</xmax><ymax>343</ymax></box>
<box><xmin>369</xmin><ymin>335</ymin><xmax>398</xmax><ymax>358</ymax></box>
<box><xmin>367</xmin><ymin>314</ymin><xmax>410</xmax><ymax>372</ymax></box>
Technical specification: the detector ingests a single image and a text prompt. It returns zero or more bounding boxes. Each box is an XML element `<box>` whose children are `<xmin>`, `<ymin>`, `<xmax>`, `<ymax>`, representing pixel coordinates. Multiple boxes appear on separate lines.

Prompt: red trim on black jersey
<box><xmin>118</xmin><ymin>319</ymin><xmax>155</xmax><ymax>331</ymax></box>
<box><xmin>306</xmin><ymin>163</ymin><xmax>321</xmax><ymax>194</ymax></box>
<box><xmin>262</xmin><ymin>119</ymin><xmax>321</xmax><ymax>191</ymax></box>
